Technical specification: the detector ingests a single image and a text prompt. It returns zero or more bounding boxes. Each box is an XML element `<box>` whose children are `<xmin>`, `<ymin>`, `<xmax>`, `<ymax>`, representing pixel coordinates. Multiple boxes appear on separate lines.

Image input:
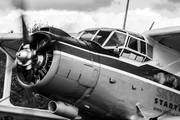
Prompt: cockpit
<box><xmin>76</xmin><ymin>28</ymin><xmax>153</xmax><ymax>62</ymax></box>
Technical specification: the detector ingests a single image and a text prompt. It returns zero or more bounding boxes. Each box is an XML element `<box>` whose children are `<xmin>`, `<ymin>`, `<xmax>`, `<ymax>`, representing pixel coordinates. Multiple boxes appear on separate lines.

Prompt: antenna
<box><xmin>149</xmin><ymin>22</ymin><xmax>155</xmax><ymax>30</ymax></box>
<box><xmin>123</xmin><ymin>0</ymin><xmax>130</xmax><ymax>30</ymax></box>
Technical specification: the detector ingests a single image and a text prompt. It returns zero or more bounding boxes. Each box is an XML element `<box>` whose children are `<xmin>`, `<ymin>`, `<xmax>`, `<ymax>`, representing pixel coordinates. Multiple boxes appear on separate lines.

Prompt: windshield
<box><xmin>92</xmin><ymin>30</ymin><xmax>112</xmax><ymax>45</ymax></box>
<box><xmin>79</xmin><ymin>30</ymin><xmax>98</xmax><ymax>41</ymax></box>
<box><xmin>78</xmin><ymin>29</ymin><xmax>127</xmax><ymax>49</ymax></box>
<box><xmin>104</xmin><ymin>32</ymin><xmax>126</xmax><ymax>47</ymax></box>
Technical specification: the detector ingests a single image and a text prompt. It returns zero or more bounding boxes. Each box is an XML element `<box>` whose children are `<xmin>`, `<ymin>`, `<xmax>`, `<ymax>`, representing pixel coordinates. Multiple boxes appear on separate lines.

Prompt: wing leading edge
<box><xmin>0</xmin><ymin>104</ymin><xmax>66</xmax><ymax>120</ymax></box>
<box><xmin>142</xmin><ymin>26</ymin><xmax>180</xmax><ymax>52</ymax></box>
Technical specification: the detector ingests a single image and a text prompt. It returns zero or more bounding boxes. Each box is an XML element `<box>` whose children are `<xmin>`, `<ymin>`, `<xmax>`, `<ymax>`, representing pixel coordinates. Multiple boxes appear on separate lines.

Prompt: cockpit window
<box><xmin>80</xmin><ymin>30</ymin><xmax>97</xmax><ymax>41</ymax></box>
<box><xmin>104</xmin><ymin>32</ymin><xmax>126</xmax><ymax>47</ymax></box>
<box><xmin>147</xmin><ymin>44</ymin><xmax>153</xmax><ymax>58</ymax></box>
<box><xmin>121</xmin><ymin>35</ymin><xmax>153</xmax><ymax>62</ymax></box>
<box><xmin>127</xmin><ymin>36</ymin><xmax>148</xmax><ymax>56</ymax></box>
<box><xmin>128</xmin><ymin>37</ymin><xmax>138</xmax><ymax>51</ymax></box>
<box><xmin>92</xmin><ymin>30</ymin><xmax>111</xmax><ymax>45</ymax></box>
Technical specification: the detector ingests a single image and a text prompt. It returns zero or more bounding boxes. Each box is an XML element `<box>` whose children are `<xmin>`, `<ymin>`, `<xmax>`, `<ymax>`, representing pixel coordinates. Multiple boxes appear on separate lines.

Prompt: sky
<box><xmin>0</xmin><ymin>0</ymin><xmax>180</xmax><ymax>33</ymax></box>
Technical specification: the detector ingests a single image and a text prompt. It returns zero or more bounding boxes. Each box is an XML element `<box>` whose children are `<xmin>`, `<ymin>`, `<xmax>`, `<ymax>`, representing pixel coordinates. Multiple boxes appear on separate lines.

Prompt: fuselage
<box><xmin>16</xmin><ymin>28</ymin><xmax>180</xmax><ymax>120</ymax></box>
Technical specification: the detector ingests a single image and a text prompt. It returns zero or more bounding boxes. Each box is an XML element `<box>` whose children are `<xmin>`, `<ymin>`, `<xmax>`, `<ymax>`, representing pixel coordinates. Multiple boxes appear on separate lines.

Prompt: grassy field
<box><xmin>0</xmin><ymin>60</ymin><xmax>50</xmax><ymax>109</ymax></box>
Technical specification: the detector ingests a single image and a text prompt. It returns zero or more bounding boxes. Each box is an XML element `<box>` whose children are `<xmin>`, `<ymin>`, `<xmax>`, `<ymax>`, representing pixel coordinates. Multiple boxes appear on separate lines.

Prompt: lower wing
<box><xmin>0</xmin><ymin>104</ymin><xmax>66</xmax><ymax>120</ymax></box>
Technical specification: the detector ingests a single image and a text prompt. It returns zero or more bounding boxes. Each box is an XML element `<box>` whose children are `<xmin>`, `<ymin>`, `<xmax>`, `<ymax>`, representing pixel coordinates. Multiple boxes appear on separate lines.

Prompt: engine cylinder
<box><xmin>16</xmin><ymin>50</ymin><xmax>60</xmax><ymax>91</ymax></box>
<box><xmin>48</xmin><ymin>101</ymin><xmax>79</xmax><ymax>119</ymax></box>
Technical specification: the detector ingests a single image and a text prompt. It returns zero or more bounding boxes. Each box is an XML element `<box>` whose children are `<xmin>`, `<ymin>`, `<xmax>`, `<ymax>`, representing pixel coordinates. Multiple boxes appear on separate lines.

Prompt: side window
<box><xmin>147</xmin><ymin>44</ymin><xmax>153</xmax><ymax>58</ymax></box>
<box><xmin>105</xmin><ymin>32</ymin><xmax>126</xmax><ymax>47</ymax></box>
<box><xmin>128</xmin><ymin>37</ymin><xmax>138</xmax><ymax>51</ymax></box>
<box><xmin>141</xmin><ymin>41</ymin><xmax>146</xmax><ymax>54</ymax></box>
<box><xmin>128</xmin><ymin>37</ymin><xmax>146</xmax><ymax>55</ymax></box>
<box><xmin>122</xmin><ymin>37</ymin><xmax>152</xmax><ymax>62</ymax></box>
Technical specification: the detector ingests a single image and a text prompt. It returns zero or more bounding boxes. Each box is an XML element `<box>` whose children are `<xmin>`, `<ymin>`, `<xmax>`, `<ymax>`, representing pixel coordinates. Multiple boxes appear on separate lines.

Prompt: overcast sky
<box><xmin>0</xmin><ymin>0</ymin><xmax>180</xmax><ymax>33</ymax></box>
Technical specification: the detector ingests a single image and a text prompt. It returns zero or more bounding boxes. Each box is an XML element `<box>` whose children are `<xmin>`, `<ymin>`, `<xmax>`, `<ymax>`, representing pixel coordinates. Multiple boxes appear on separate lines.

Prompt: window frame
<box><xmin>76</xmin><ymin>31</ymin><xmax>84</xmax><ymax>39</ymax></box>
<box><xmin>120</xmin><ymin>35</ymin><xmax>153</xmax><ymax>62</ymax></box>
<box><xmin>102</xmin><ymin>30</ymin><xmax>128</xmax><ymax>48</ymax></box>
<box><xmin>78</xmin><ymin>30</ymin><xmax>99</xmax><ymax>41</ymax></box>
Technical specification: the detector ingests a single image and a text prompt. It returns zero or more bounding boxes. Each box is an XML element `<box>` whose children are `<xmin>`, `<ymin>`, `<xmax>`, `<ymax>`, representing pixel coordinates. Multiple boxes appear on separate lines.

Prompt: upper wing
<box><xmin>142</xmin><ymin>26</ymin><xmax>180</xmax><ymax>52</ymax></box>
<box><xmin>0</xmin><ymin>32</ymin><xmax>77</xmax><ymax>60</ymax></box>
<box><xmin>0</xmin><ymin>33</ymin><xmax>23</xmax><ymax>60</ymax></box>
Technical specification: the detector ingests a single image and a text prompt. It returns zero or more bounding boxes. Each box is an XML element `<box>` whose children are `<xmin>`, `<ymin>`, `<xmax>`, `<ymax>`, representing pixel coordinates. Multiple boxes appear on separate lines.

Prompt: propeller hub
<box><xmin>16</xmin><ymin>49</ymin><xmax>33</xmax><ymax>63</ymax></box>
<box><xmin>16</xmin><ymin>44</ymin><xmax>37</xmax><ymax>68</ymax></box>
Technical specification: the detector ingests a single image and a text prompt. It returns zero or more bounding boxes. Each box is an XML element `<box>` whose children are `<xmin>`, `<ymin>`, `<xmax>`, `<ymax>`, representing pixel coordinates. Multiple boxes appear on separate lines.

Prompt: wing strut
<box><xmin>0</xmin><ymin>48</ymin><xmax>14</xmax><ymax>106</ymax></box>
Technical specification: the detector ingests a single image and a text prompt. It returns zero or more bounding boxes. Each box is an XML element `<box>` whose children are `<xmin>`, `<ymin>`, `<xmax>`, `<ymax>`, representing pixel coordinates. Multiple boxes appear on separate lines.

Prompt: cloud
<box><xmin>168</xmin><ymin>0</ymin><xmax>180</xmax><ymax>3</ymax></box>
<box><xmin>153</xmin><ymin>2</ymin><xmax>177</xmax><ymax>12</ymax></box>
<box><xmin>0</xmin><ymin>0</ymin><xmax>14</xmax><ymax>15</ymax></box>
<box><xmin>0</xmin><ymin>0</ymin><xmax>10</xmax><ymax>10</ymax></box>
<box><xmin>11</xmin><ymin>0</ymin><xmax>116</xmax><ymax>12</ymax></box>
<box><xmin>152</xmin><ymin>0</ymin><xmax>180</xmax><ymax>12</ymax></box>
<box><xmin>1</xmin><ymin>8</ymin><xmax>180</xmax><ymax>34</ymax></box>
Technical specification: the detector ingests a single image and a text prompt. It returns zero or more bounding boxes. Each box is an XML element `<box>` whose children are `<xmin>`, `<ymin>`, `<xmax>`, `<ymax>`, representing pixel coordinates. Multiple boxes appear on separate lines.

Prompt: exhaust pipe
<box><xmin>48</xmin><ymin>101</ymin><xmax>79</xmax><ymax>119</ymax></box>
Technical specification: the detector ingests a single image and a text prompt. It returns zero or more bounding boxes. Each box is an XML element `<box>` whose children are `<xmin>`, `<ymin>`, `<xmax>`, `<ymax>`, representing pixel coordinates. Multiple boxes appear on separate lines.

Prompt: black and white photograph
<box><xmin>0</xmin><ymin>0</ymin><xmax>180</xmax><ymax>120</ymax></box>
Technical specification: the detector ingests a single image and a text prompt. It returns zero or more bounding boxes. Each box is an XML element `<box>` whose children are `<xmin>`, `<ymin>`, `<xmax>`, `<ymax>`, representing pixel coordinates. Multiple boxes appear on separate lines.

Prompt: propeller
<box><xmin>11</xmin><ymin>0</ymin><xmax>53</xmax><ymax>84</ymax></box>
<box><xmin>15</xmin><ymin>14</ymin><xmax>35</xmax><ymax>71</ymax></box>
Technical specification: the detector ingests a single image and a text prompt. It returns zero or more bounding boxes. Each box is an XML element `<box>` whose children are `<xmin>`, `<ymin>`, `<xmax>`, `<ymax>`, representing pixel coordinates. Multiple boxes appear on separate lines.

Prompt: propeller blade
<box><xmin>21</xmin><ymin>15</ymin><xmax>32</xmax><ymax>45</ymax></box>
<box><xmin>26</xmin><ymin>69</ymin><xmax>34</xmax><ymax>83</ymax></box>
<box><xmin>11</xmin><ymin>0</ymin><xmax>32</xmax><ymax>45</ymax></box>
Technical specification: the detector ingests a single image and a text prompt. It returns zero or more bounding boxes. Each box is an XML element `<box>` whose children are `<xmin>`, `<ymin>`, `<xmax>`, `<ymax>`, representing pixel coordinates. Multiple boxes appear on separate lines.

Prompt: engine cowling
<box><xmin>16</xmin><ymin>32</ymin><xmax>61</xmax><ymax>93</ymax></box>
<box><xmin>16</xmin><ymin>50</ymin><xmax>60</xmax><ymax>92</ymax></box>
<box><xmin>16</xmin><ymin>30</ymin><xmax>100</xmax><ymax>119</ymax></box>
<box><xmin>16</xmin><ymin>31</ymin><xmax>98</xmax><ymax>104</ymax></box>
